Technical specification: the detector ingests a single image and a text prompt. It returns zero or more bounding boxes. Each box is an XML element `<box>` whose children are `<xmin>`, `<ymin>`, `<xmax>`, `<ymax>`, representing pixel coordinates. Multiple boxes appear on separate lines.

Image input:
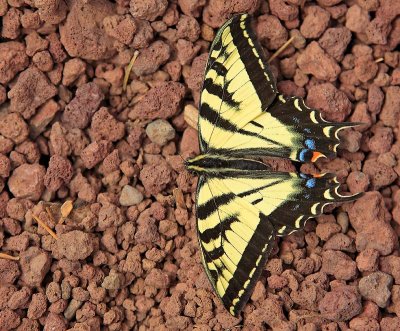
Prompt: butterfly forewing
<box><xmin>196</xmin><ymin>175</ymin><xmax>276</xmax><ymax>316</ymax></box>
<box><xmin>198</xmin><ymin>14</ymin><xmax>277</xmax><ymax>153</ymax></box>
<box><xmin>196</xmin><ymin>167</ymin><xmax>361</xmax><ymax>315</ymax></box>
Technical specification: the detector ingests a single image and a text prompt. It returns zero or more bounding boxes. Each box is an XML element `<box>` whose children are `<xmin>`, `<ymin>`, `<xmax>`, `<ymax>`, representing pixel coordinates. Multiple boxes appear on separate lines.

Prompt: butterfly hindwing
<box><xmin>234</xmin><ymin>171</ymin><xmax>358</xmax><ymax>236</ymax></box>
<box><xmin>196</xmin><ymin>168</ymin><xmax>361</xmax><ymax>315</ymax></box>
<box><xmin>199</xmin><ymin>14</ymin><xmax>354</xmax><ymax>162</ymax></box>
<box><xmin>222</xmin><ymin>95</ymin><xmax>357</xmax><ymax>162</ymax></box>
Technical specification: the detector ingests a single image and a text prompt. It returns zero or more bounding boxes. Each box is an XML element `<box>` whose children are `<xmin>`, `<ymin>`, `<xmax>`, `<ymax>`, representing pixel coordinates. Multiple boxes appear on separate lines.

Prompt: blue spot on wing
<box><xmin>305</xmin><ymin>139</ymin><xmax>316</xmax><ymax>149</ymax></box>
<box><xmin>306</xmin><ymin>178</ymin><xmax>316</xmax><ymax>188</ymax></box>
<box><xmin>299</xmin><ymin>149</ymin><xmax>307</xmax><ymax>162</ymax></box>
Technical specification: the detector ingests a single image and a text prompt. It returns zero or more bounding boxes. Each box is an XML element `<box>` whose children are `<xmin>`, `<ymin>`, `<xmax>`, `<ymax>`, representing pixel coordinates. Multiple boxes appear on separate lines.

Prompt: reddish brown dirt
<box><xmin>0</xmin><ymin>0</ymin><xmax>400</xmax><ymax>330</ymax></box>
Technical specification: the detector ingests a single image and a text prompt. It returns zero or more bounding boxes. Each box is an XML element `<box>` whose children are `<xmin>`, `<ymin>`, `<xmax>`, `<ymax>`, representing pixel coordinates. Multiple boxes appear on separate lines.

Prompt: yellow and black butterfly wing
<box><xmin>196</xmin><ymin>174</ymin><xmax>276</xmax><ymax>317</ymax></box>
<box><xmin>198</xmin><ymin>13</ymin><xmax>277</xmax><ymax>152</ymax></box>
<box><xmin>196</xmin><ymin>170</ymin><xmax>361</xmax><ymax>316</ymax></box>
<box><xmin>198</xmin><ymin>14</ymin><xmax>353</xmax><ymax>162</ymax></box>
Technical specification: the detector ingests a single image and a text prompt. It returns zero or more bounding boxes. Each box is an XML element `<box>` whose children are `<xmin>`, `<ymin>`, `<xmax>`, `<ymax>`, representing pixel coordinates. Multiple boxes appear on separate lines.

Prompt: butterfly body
<box><xmin>186</xmin><ymin>154</ymin><xmax>269</xmax><ymax>176</ymax></box>
<box><xmin>187</xmin><ymin>13</ymin><xmax>362</xmax><ymax>316</ymax></box>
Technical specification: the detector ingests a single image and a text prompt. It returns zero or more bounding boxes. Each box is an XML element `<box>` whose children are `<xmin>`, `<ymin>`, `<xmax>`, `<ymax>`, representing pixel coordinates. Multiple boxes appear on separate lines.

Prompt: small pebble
<box><xmin>101</xmin><ymin>269</ymin><xmax>123</xmax><ymax>290</ymax></box>
<box><xmin>337</xmin><ymin>212</ymin><xmax>349</xmax><ymax>233</ymax></box>
<box><xmin>358</xmin><ymin>272</ymin><xmax>393</xmax><ymax>308</ymax></box>
<box><xmin>146</xmin><ymin>119</ymin><xmax>176</xmax><ymax>146</ymax></box>
<box><xmin>119</xmin><ymin>185</ymin><xmax>144</xmax><ymax>206</ymax></box>
<box><xmin>63</xmin><ymin>299</ymin><xmax>82</xmax><ymax>321</ymax></box>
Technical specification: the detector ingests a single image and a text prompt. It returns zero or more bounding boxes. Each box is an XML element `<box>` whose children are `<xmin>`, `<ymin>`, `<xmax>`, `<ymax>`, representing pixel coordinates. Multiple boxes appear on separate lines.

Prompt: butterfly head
<box><xmin>185</xmin><ymin>154</ymin><xmax>208</xmax><ymax>174</ymax></box>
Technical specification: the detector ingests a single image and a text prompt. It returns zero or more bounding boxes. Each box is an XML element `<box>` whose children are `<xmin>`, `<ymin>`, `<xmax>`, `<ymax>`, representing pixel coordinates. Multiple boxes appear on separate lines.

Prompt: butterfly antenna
<box><xmin>178</xmin><ymin>152</ymin><xmax>187</xmax><ymax>166</ymax></box>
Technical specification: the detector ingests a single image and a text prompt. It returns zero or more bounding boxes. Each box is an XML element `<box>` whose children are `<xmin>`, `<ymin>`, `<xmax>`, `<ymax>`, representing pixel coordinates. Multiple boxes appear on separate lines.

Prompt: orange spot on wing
<box><xmin>311</xmin><ymin>152</ymin><xmax>325</xmax><ymax>162</ymax></box>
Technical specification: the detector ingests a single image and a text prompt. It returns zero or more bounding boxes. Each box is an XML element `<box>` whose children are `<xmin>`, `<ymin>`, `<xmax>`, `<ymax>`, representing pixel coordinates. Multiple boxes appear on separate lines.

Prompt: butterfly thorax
<box><xmin>186</xmin><ymin>154</ymin><xmax>270</xmax><ymax>176</ymax></box>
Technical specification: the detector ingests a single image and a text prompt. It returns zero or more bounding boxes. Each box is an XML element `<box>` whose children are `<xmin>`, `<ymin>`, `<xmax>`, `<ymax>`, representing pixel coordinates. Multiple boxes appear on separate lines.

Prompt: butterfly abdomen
<box><xmin>186</xmin><ymin>154</ymin><xmax>270</xmax><ymax>176</ymax></box>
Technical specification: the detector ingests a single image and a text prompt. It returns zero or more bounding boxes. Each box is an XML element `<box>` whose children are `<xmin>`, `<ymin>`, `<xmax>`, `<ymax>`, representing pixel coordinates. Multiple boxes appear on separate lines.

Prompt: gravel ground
<box><xmin>0</xmin><ymin>0</ymin><xmax>400</xmax><ymax>330</ymax></box>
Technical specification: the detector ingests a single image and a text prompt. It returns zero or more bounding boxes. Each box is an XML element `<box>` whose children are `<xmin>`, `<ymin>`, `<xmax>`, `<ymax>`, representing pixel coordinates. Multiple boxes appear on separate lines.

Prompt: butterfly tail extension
<box><xmin>308</xmin><ymin>172</ymin><xmax>363</xmax><ymax>202</ymax></box>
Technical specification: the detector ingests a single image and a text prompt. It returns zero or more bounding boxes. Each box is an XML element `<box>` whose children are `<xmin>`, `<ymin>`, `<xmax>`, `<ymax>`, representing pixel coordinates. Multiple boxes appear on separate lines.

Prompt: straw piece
<box><xmin>268</xmin><ymin>36</ymin><xmax>295</xmax><ymax>64</ymax></box>
<box><xmin>32</xmin><ymin>214</ymin><xmax>58</xmax><ymax>240</ymax></box>
<box><xmin>375</xmin><ymin>57</ymin><xmax>384</xmax><ymax>63</ymax></box>
<box><xmin>123</xmin><ymin>50</ymin><xmax>140</xmax><ymax>91</ymax></box>
<box><xmin>61</xmin><ymin>200</ymin><xmax>73</xmax><ymax>219</ymax></box>
<box><xmin>0</xmin><ymin>253</ymin><xmax>20</xmax><ymax>261</ymax></box>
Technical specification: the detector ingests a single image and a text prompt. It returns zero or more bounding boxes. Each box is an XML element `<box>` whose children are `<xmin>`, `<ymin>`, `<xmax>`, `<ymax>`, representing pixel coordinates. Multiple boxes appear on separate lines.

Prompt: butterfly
<box><xmin>185</xmin><ymin>14</ymin><xmax>362</xmax><ymax>316</ymax></box>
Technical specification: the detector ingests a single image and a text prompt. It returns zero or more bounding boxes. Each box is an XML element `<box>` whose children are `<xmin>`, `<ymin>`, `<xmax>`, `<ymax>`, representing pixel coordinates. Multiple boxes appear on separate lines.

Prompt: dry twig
<box><xmin>0</xmin><ymin>253</ymin><xmax>20</xmax><ymax>261</ymax></box>
<box><xmin>123</xmin><ymin>50</ymin><xmax>140</xmax><ymax>91</ymax></box>
<box><xmin>32</xmin><ymin>214</ymin><xmax>58</xmax><ymax>240</ymax></box>
<box><xmin>268</xmin><ymin>36</ymin><xmax>295</xmax><ymax>64</ymax></box>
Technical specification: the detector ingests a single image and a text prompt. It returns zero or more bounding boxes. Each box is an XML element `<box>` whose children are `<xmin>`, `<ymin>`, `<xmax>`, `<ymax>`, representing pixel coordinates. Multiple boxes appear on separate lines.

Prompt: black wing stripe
<box><xmin>203</xmin><ymin>78</ymin><xmax>240</xmax><ymax>108</ymax></box>
<box><xmin>200</xmin><ymin>214</ymin><xmax>238</xmax><ymax>243</ymax></box>
<box><xmin>237</xmin><ymin>180</ymin><xmax>283</xmax><ymax>198</ymax></box>
<box><xmin>201</xmin><ymin>103</ymin><xmax>237</xmax><ymax>132</ymax></box>
<box><xmin>201</xmin><ymin>103</ymin><xmax>286</xmax><ymax>148</ymax></box>
<box><xmin>229</xmin><ymin>15</ymin><xmax>276</xmax><ymax>110</ymax></box>
<box><xmin>197</xmin><ymin>192</ymin><xmax>236</xmax><ymax>220</ymax></box>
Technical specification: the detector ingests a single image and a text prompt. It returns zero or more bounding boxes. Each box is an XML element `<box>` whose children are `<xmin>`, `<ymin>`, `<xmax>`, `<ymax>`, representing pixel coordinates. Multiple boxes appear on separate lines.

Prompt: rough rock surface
<box><xmin>306</xmin><ymin>83</ymin><xmax>352</xmax><ymax>122</ymax></box>
<box><xmin>8</xmin><ymin>67</ymin><xmax>57</xmax><ymax>119</ymax></box>
<box><xmin>56</xmin><ymin>231</ymin><xmax>95</xmax><ymax>261</ymax></box>
<box><xmin>8</xmin><ymin>164</ymin><xmax>46</xmax><ymax>201</ymax></box>
<box><xmin>0</xmin><ymin>1</ymin><xmax>400</xmax><ymax>330</ymax></box>
<box><xmin>297</xmin><ymin>42</ymin><xmax>340</xmax><ymax>82</ymax></box>
<box><xmin>0</xmin><ymin>42</ymin><xmax>29</xmax><ymax>84</ymax></box>
<box><xmin>358</xmin><ymin>272</ymin><xmax>393</xmax><ymax>308</ymax></box>
<box><xmin>59</xmin><ymin>0</ymin><xmax>117</xmax><ymax>60</ymax></box>
<box><xmin>20</xmin><ymin>247</ymin><xmax>51</xmax><ymax>287</ymax></box>
<box><xmin>319</xmin><ymin>286</ymin><xmax>362</xmax><ymax>321</ymax></box>
<box><xmin>129</xmin><ymin>82</ymin><xmax>185</xmax><ymax>120</ymax></box>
